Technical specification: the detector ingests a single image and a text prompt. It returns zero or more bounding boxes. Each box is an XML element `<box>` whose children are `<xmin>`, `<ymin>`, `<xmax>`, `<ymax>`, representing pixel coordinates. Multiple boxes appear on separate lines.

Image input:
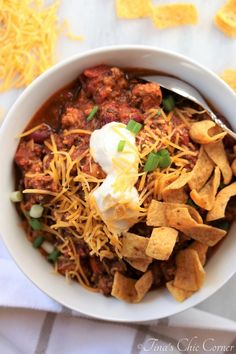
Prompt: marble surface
<box><xmin>1</xmin><ymin>0</ymin><xmax>236</xmax><ymax>321</ymax></box>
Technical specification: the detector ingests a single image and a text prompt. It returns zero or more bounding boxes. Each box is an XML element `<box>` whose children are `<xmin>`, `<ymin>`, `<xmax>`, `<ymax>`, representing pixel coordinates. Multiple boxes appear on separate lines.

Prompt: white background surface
<box><xmin>1</xmin><ymin>0</ymin><xmax>236</xmax><ymax>321</ymax></box>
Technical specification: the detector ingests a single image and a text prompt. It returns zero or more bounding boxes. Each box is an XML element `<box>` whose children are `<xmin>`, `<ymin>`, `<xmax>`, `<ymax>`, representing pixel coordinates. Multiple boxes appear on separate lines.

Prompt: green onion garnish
<box><xmin>158</xmin><ymin>149</ymin><xmax>169</xmax><ymax>157</ymax></box>
<box><xmin>117</xmin><ymin>140</ymin><xmax>126</xmax><ymax>152</ymax></box>
<box><xmin>126</xmin><ymin>119</ymin><xmax>143</xmax><ymax>135</ymax></box>
<box><xmin>33</xmin><ymin>235</ymin><xmax>45</xmax><ymax>248</ymax></box>
<box><xmin>86</xmin><ymin>106</ymin><xmax>98</xmax><ymax>122</ymax></box>
<box><xmin>29</xmin><ymin>219</ymin><xmax>42</xmax><ymax>231</ymax></box>
<box><xmin>156</xmin><ymin>149</ymin><xmax>171</xmax><ymax>168</ymax></box>
<box><xmin>163</xmin><ymin>95</ymin><xmax>175</xmax><ymax>112</ymax></box>
<box><xmin>144</xmin><ymin>149</ymin><xmax>171</xmax><ymax>172</ymax></box>
<box><xmin>144</xmin><ymin>152</ymin><xmax>160</xmax><ymax>172</ymax></box>
<box><xmin>10</xmin><ymin>191</ymin><xmax>23</xmax><ymax>203</ymax></box>
<box><xmin>29</xmin><ymin>204</ymin><xmax>44</xmax><ymax>219</ymax></box>
<box><xmin>48</xmin><ymin>248</ymin><xmax>61</xmax><ymax>263</ymax></box>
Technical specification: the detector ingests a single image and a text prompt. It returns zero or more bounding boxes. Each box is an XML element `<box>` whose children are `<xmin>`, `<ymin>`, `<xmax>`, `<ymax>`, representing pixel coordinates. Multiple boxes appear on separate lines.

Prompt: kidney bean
<box><xmin>28</xmin><ymin>124</ymin><xmax>51</xmax><ymax>143</ymax></box>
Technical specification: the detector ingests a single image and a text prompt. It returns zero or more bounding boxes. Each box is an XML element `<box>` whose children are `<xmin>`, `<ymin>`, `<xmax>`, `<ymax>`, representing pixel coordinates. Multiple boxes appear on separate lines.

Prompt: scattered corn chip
<box><xmin>125</xmin><ymin>257</ymin><xmax>152</xmax><ymax>272</ymax></box>
<box><xmin>115</xmin><ymin>0</ymin><xmax>151</xmax><ymax>19</ymax></box>
<box><xmin>204</xmin><ymin>141</ymin><xmax>232</xmax><ymax>185</ymax></box>
<box><xmin>151</xmin><ymin>3</ymin><xmax>198</xmax><ymax>29</ymax></box>
<box><xmin>121</xmin><ymin>232</ymin><xmax>150</xmax><ymax>259</ymax></box>
<box><xmin>111</xmin><ymin>271</ymin><xmax>153</xmax><ymax>303</ymax></box>
<box><xmin>167</xmin><ymin>207</ymin><xmax>226</xmax><ymax>246</ymax></box>
<box><xmin>157</xmin><ymin>173</ymin><xmax>178</xmax><ymax>200</ymax></box>
<box><xmin>188</xmin><ymin>146</ymin><xmax>215</xmax><ymax>191</ymax></box>
<box><xmin>190</xmin><ymin>167</ymin><xmax>221</xmax><ymax>210</ymax></box>
<box><xmin>188</xmin><ymin>241</ymin><xmax>208</xmax><ymax>266</ymax></box>
<box><xmin>121</xmin><ymin>232</ymin><xmax>152</xmax><ymax>272</ymax></box>
<box><xmin>162</xmin><ymin>173</ymin><xmax>191</xmax><ymax>204</ymax></box>
<box><xmin>146</xmin><ymin>227</ymin><xmax>178</xmax><ymax>261</ymax></box>
<box><xmin>220</xmin><ymin>69</ymin><xmax>236</xmax><ymax>92</ymax></box>
<box><xmin>147</xmin><ymin>200</ymin><xmax>202</xmax><ymax>228</ymax></box>
<box><xmin>207</xmin><ymin>182</ymin><xmax>236</xmax><ymax>221</ymax></box>
<box><xmin>190</xmin><ymin>120</ymin><xmax>226</xmax><ymax>145</ymax></box>
<box><xmin>166</xmin><ymin>281</ymin><xmax>194</xmax><ymax>302</ymax></box>
<box><xmin>215</xmin><ymin>0</ymin><xmax>236</xmax><ymax>37</ymax></box>
<box><xmin>174</xmin><ymin>249</ymin><xmax>205</xmax><ymax>291</ymax></box>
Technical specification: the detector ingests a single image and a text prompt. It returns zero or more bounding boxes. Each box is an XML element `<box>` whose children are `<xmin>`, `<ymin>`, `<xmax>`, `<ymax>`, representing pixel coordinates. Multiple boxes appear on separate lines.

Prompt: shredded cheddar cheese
<box><xmin>136</xmin><ymin>107</ymin><xmax>202</xmax><ymax>208</ymax></box>
<box><xmin>0</xmin><ymin>0</ymin><xmax>82</xmax><ymax>92</ymax></box>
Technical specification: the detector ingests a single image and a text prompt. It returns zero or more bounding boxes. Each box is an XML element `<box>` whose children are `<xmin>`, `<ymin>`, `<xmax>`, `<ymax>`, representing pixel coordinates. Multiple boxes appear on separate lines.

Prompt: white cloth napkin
<box><xmin>1</xmin><ymin>237</ymin><xmax>236</xmax><ymax>354</ymax></box>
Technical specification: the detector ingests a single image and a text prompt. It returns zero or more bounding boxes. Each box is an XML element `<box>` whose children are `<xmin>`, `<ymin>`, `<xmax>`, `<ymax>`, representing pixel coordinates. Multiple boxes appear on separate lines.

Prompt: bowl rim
<box><xmin>1</xmin><ymin>44</ymin><xmax>236</xmax><ymax>322</ymax></box>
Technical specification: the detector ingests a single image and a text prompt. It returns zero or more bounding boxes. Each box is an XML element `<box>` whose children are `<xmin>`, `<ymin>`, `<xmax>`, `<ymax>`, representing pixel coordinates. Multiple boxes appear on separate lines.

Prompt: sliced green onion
<box><xmin>144</xmin><ymin>149</ymin><xmax>171</xmax><ymax>172</ymax></box>
<box><xmin>159</xmin><ymin>153</ymin><xmax>171</xmax><ymax>168</ymax></box>
<box><xmin>29</xmin><ymin>219</ymin><xmax>42</xmax><ymax>231</ymax></box>
<box><xmin>156</xmin><ymin>110</ymin><xmax>161</xmax><ymax>117</ymax></box>
<box><xmin>163</xmin><ymin>95</ymin><xmax>175</xmax><ymax>112</ymax></box>
<box><xmin>126</xmin><ymin>119</ymin><xmax>143</xmax><ymax>135</ymax></box>
<box><xmin>86</xmin><ymin>106</ymin><xmax>98</xmax><ymax>122</ymax></box>
<box><xmin>158</xmin><ymin>156</ymin><xmax>171</xmax><ymax>169</ymax></box>
<box><xmin>158</xmin><ymin>149</ymin><xmax>169</xmax><ymax>157</ymax></box>
<box><xmin>33</xmin><ymin>235</ymin><xmax>45</xmax><ymax>248</ymax></box>
<box><xmin>126</xmin><ymin>119</ymin><xmax>136</xmax><ymax>130</ymax></box>
<box><xmin>10</xmin><ymin>191</ymin><xmax>23</xmax><ymax>203</ymax></box>
<box><xmin>48</xmin><ymin>248</ymin><xmax>61</xmax><ymax>263</ymax></box>
<box><xmin>29</xmin><ymin>204</ymin><xmax>44</xmax><ymax>219</ymax></box>
<box><xmin>144</xmin><ymin>152</ymin><xmax>160</xmax><ymax>172</ymax></box>
<box><xmin>156</xmin><ymin>149</ymin><xmax>171</xmax><ymax>169</ymax></box>
<box><xmin>117</xmin><ymin>140</ymin><xmax>126</xmax><ymax>152</ymax></box>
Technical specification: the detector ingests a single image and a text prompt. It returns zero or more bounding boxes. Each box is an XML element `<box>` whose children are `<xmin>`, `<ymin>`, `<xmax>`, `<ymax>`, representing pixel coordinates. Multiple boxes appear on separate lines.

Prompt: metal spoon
<box><xmin>141</xmin><ymin>75</ymin><xmax>236</xmax><ymax>140</ymax></box>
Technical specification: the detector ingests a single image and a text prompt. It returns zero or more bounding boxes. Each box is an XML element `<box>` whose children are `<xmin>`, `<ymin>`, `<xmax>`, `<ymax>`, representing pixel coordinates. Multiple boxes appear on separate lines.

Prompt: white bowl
<box><xmin>0</xmin><ymin>45</ymin><xmax>236</xmax><ymax>322</ymax></box>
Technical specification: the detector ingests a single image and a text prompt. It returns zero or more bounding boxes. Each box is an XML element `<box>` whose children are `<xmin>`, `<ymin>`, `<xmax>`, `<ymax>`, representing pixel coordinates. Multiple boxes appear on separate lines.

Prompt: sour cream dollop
<box><xmin>90</xmin><ymin>122</ymin><xmax>140</xmax><ymax>234</ymax></box>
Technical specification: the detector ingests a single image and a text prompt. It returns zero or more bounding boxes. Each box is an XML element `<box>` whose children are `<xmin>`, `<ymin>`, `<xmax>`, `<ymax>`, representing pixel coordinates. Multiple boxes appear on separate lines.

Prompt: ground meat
<box><xmin>84</xmin><ymin>65</ymin><xmax>128</xmax><ymax>104</ymax></box>
<box><xmin>83</xmin><ymin>65</ymin><xmax>110</xmax><ymax>79</ymax></box>
<box><xmin>99</xmin><ymin>101</ymin><xmax>143</xmax><ymax>125</ymax></box>
<box><xmin>57</xmin><ymin>258</ymin><xmax>76</xmax><ymax>276</ymax></box>
<box><xmin>119</xmin><ymin>104</ymin><xmax>143</xmax><ymax>124</ymax></box>
<box><xmin>98</xmin><ymin>101</ymin><xmax>120</xmax><ymax>124</ymax></box>
<box><xmin>89</xmin><ymin>257</ymin><xmax>114</xmax><ymax>295</ymax></box>
<box><xmin>24</xmin><ymin>175</ymin><xmax>58</xmax><ymax>192</ymax></box>
<box><xmin>15</xmin><ymin>141</ymin><xmax>43</xmax><ymax>173</ymax></box>
<box><xmin>62</xmin><ymin>133</ymin><xmax>81</xmax><ymax>147</ymax></box>
<box><xmin>23</xmin><ymin>174</ymin><xmax>58</xmax><ymax>207</ymax></box>
<box><xmin>61</xmin><ymin>107</ymin><xmax>86</xmax><ymax>129</ymax></box>
<box><xmin>81</xmin><ymin>160</ymin><xmax>106</xmax><ymax>179</ymax></box>
<box><xmin>96</xmin><ymin>275</ymin><xmax>113</xmax><ymax>296</ymax></box>
<box><xmin>172</xmin><ymin>116</ymin><xmax>190</xmax><ymax>147</ymax></box>
<box><xmin>75</xmin><ymin>240</ymin><xmax>90</xmax><ymax>258</ymax></box>
<box><xmin>131</xmin><ymin>82</ymin><xmax>162</xmax><ymax>111</ymax></box>
<box><xmin>104</xmin><ymin>258</ymin><xmax>127</xmax><ymax>275</ymax></box>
